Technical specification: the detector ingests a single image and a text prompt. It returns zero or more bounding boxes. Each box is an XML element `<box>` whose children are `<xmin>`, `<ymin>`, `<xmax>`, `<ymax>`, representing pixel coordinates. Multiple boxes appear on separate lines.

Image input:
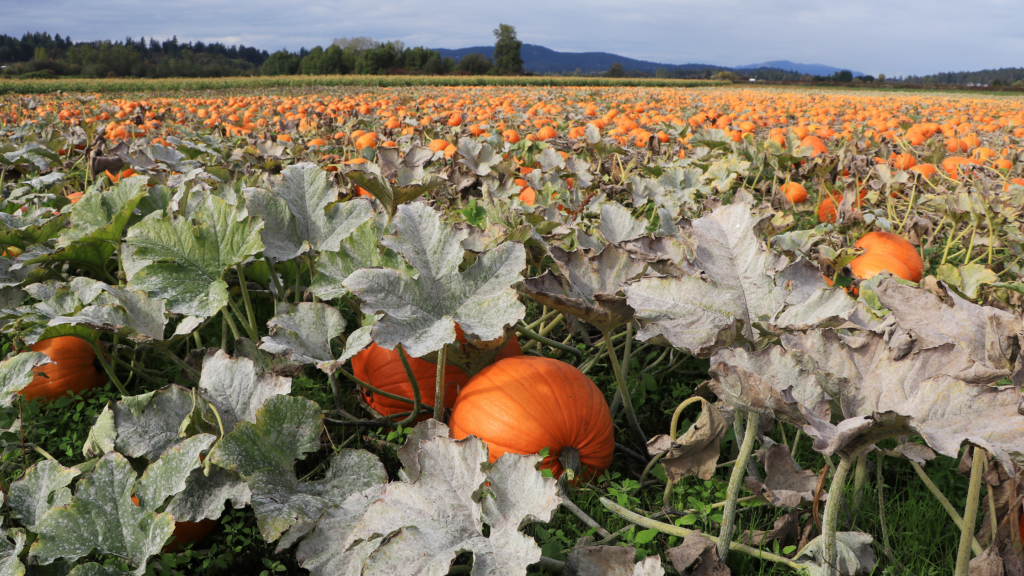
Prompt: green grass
<box><xmin>0</xmin><ymin>75</ymin><xmax>729</xmax><ymax>96</ymax></box>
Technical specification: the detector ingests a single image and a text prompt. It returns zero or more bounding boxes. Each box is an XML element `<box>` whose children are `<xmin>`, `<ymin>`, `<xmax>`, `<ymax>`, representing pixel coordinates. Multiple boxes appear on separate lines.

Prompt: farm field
<box><xmin>0</xmin><ymin>83</ymin><xmax>1022</xmax><ymax>576</ymax></box>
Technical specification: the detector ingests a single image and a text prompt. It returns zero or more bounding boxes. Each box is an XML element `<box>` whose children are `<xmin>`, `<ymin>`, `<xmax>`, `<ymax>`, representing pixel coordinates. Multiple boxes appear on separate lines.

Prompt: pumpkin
<box><xmin>849</xmin><ymin>231</ymin><xmax>924</xmax><ymax>283</ymax></box>
<box><xmin>800</xmin><ymin>135</ymin><xmax>829</xmax><ymax>156</ymax></box>
<box><xmin>131</xmin><ymin>495</ymin><xmax>218</xmax><ymax>552</ymax></box>
<box><xmin>24</xmin><ymin>336</ymin><xmax>107</xmax><ymax>402</ymax></box>
<box><xmin>537</xmin><ymin>126</ymin><xmax>557</xmax><ymax>141</ymax></box>
<box><xmin>352</xmin><ymin>331</ymin><xmax>522</xmax><ymax>419</ymax></box>
<box><xmin>781</xmin><ymin>182</ymin><xmax>807</xmax><ymax>204</ymax></box>
<box><xmin>448</xmin><ymin>356</ymin><xmax>614</xmax><ymax>480</ymax></box>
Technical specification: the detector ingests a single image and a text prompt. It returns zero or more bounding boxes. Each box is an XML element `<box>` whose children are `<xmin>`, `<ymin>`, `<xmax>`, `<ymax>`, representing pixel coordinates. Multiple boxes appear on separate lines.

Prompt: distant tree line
<box><xmin>1</xmin><ymin>32</ymin><xmax>268</xmax><ymax>78</ymax></box>
<box><xmin>0</xmin><ymin>26</ymin><xmax>526</xmax><ymax>79</ymax></box>
<box><xmin>907</xmin><ymin>68</ymin><xmax>1024</xmax><ymax>87</ymax></box>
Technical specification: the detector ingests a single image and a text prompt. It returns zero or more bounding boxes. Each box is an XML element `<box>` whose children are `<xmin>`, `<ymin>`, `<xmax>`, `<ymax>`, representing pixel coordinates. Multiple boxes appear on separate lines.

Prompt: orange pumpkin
<box><xmin>24</xmin><ymin>337</ymin><xmax>107</xmax><ymax>402</ymax></box>
<box><xmin>817</xmin><ymin>190</ymin><xmax>865</xmax><ymax>223</ymax></box>
<box><xmin>800</xmin><ymin>135</ymin><xmax>829</xmax><ymax>156</ymax></box>
<box><xmin>352</xmin><ymin>332</ymin><xmax>522</xmax><ymax>419</ymax></box>
<box><xmin>849</xmin><ymin>231</ymin><xmax>923</xmax><ymax>283</ymax></box>
<box><xmin>537</xmin><ymin>126</ymin><xmax>558</xmax><ymax>141</ymax></box>
<box><xmin>781</xmin><ymin>182</ymin><xmax>807</xmax><ymax>204</ymax></box>
<box><xmin>449</xmin><ymin>356</ymin><xmax>614</xmax><ymax>480</ymax></box>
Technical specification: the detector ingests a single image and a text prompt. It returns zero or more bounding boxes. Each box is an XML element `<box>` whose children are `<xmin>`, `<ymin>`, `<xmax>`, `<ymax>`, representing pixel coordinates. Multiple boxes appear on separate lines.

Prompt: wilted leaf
<box><xmin>244</xmin><ymin>163</ymin><xmax>373</xmax><ymax>261</ymax></box>
<box><xmin>566</xmin><ymin>546</ymin><xmax>665</xmax><ymax>576</ymax></box>
<box><xmin>30</xmin><ymin>452</ymin><xmax>176</xmax><ymax>574</ymax></box>
<box><xmin>257</xmin><ymin>302</ymin><xmax>345</xmax><ymax>366</ymax></box>
<box><xmin>873</xmin><ymin>278</ymin><xmax>1021</xmax><ymax>378</ymax></box>
<box><xmin>344</xmin><ymin>202</ymin><xmax>526</xmax><ymax>358</ymax></box>
<box><xmin>8</xmin><ymin>460</ymin><xmax>81</xmax><ymax>530</ymax></box>
<box><xmin>522</xmin><ymin>244</ymin><xmax>646</xmax><ymax>332</ymax></box>
<box><xmin>646</xmin><ymin>402</ymin><xmax>730</xmax><ymax>482</ymax></box>
<box><xmin>127</xmin><ymin>195</ymin><xmax>264</xmax><ymax>318</ymax></box>
<box><xmin>625</xmin><ymin>203</ymin><xmax>790</xmax><ymax>356</ymax></box>
<box><xmin>346</xmin><ymin>161</ymin><xmax>444</xmax><ymax>220</ymax></box>
<box><xmin>793</xmin><ymin>532</ymin><xmax>877</xmax><ymax>576</ymax></box>
<box><xmin>665</xmin><ymin>531</ymin><xmax>730</xmax><ymax>576</ymax></box>
<box><xmin>708</xmin><ymin>345</ymin><xmax>830</xmax><ymax>426</ymax></box>
<box><xmin>599</xmin><ymin>202</ymin><xmax>647</xmax><ymax>245</ymax></box>
<box><xmin>745</xmin><ymin>444</ymin><xmax>819</xmax><ymax>507</ymax></box>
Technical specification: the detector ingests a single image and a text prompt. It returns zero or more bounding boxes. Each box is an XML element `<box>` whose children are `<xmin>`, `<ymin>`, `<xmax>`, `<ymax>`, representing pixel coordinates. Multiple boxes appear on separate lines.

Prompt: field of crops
<box><xmin>0</xmin><ymin>84</ymin><xmax>1022</xmax><ymax>576</ymax></box>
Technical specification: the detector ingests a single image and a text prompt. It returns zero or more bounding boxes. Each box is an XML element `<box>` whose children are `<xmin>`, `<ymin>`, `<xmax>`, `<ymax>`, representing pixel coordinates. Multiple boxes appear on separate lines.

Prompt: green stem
<box><xmin>236</xmin><ymin>264</ymin><xmax>259</xmax><ymax>338</ymax></box>
<box><xmin>849</xmin><ymin>452</ymin><xmax>868</xmax><ymax>526</ymax></box>
<box><xmin>328</xmin><ymin>373</ymin><xmax>346</xmax><ymax>416</ymax></box>
<box><xmin>600</xmin><ymin>497</ymin><xmax>807</xmax><ymax>570</ymax></box>
<box><xmin>602</xmin><ymin>329</ymin><xmax>646</xmax><ymax>446</ymax></box>
<box><xmin>32</xmin><ymin>445</ymin><xmax>57</xmax><ymax>461</ymax></box>
<box><xmin>396</xmin><ymin>345</ymin><xmax>424</xmax><ymax>428</ymax></box>
<box><xmin>954</xmin><ymin>447</ymin><xmax>986</xmax><ymax>576</ymax></box>
<box><xmin>306</xmin><ymin>254</ymin><xmax>319</xmax><ymax>304</ymax></box>
<box><xmin>717</xmin><ymin>410</ymin><xmax>759</xmax><ymax>561</ymax></box>
<box><xmin>105</xmin><ymin>352</ymin><xmax>161</xmax><ymax>386</ymax></box>
<box><xmin>265</xmin><ymin>256</ymin><xmax>285</xmax><ymax>309</ymax></box>
<box><xmin>433</xmin><ymin>346</ymin><xmax>446</xmax><ymax>421</ymax></box>
<box><xmin>908</xmin><ymin>458</ymin><xmax>984</xmax><ymax>555</ymax></box>
<box><xmin>897</xmin><ymin>181</ymin><xmax>917</xmax><ymax>234</ymax></box>
<box><xmin>221</xmin><ymin>310</ymin><xmax>229</xmax><ymax>351</ymax></box>
<box><xmin>516</xmin><ymin>322</ymin><xmax>583</xmax><ymax>364</ymax></box>
<box><xmin>221</xmin><ymin>306</ymin><xmax>242</xmax><ymax>341</ymax></box>
<box><xmin>963</xmin><ymin>222</ymin><xmax>978</xmax><ymax>266</ymax></box>
<box><xmin>335</xmin><ymin>366</ymin><xmax>420</xmax><ymax>406</ymax></box>
<box><xmin>89</xmin><ymin>340</ymin><xmax>128</xmax><ymax>396</ymax></box>
<box><xmin>821</xmin><ymin>455</ymin><xmax>853</xmax><ymax>576</ymax></box>
<box><xmin>227</xmin><ymin>298</ymin><xmax>258</xmax><ymax>342</ymax></box>
<box><xmin>147</xmin><ymin>343</ymin><xmax>202</xmax><ymax>381</ymax></box>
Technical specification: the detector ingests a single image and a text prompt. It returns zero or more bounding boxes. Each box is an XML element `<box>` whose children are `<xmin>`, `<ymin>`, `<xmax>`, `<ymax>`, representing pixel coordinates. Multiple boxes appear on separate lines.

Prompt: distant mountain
<box><xmin>736</xmin><ymin>60</ymin><xmax>865</xmax><ymax>77</ymax></box>
<box><xmin>435</xmin><ymin>43</ymin><xmax>728</xmax><ymax>75</ymax></box>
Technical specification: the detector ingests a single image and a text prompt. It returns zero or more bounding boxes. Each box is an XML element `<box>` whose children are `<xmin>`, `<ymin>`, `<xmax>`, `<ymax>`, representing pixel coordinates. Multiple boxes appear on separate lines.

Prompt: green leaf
<box><xmin>345</xmin><ymin>160</ymin><xmax>444</xmax><ymax>220</ymax></box>
<box><xmin>198</xmin><ymin>350</ymin><xmax>292</xmax><ymax>434</ymax></box>
<box><xmin>127</xmin><ymin>195</ymin><xmax>264</xmax><ymax>318</ymax></box>
<box><xmin>243</xmin><ymin>163</ymin><xmax>373</xmax><ymax>261</ymax></box>
<box><xmin>30</xmin><ymin>452</ymin><xmax>176</xmax><ymax>574</ymax></box>
<box><xmin>0</xmin><ymin>530</ymin><xmax>25</xmax><ymax>576</ymax></box>
<box><xmin>52</xmin><ymin>176</ymin><xmax>149</xmax><ymax>269</ymax></box>
<box><xmin>109</xmin><ymin>385</ymin><xmax>195</xmax><ymax>461</ymax></box>
<box><xmin>166</xmin><ymin>466</ymin><xmax>250</xmax><ymax>524</ymax></box>
<box><xmin>634</xmin><ymin>528</ymin><xmax>658</xmax><ymax>545</ymax></box>
<box><xmin>134</xmin><ymin>434</ymin><xmax>216</xmax><ymax>510</ymax></box>
<box><xmin>344</xmin><ymin>202</ymin><xmax>526</xmax><ymax>358</ymax></box>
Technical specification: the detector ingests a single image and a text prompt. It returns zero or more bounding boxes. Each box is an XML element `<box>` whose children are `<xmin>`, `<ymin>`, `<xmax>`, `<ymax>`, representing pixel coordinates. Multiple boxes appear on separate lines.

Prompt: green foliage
<box><xmin>457</xmin><ymin>52</ymin><xmax>493</xmax><ymax>75</ymax></box>
<box><xmin>492</xmin><ymin>24</ymin><xmax>524</xmax><ymax>74</ymax></box>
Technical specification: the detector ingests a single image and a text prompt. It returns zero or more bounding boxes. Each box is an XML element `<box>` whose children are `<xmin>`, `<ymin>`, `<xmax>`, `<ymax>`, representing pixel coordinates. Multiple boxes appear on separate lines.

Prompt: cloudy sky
<box><xmin>4</xmin><ymin>0</ymin><xmax>1022</xmax><ymax>77</ymax></box>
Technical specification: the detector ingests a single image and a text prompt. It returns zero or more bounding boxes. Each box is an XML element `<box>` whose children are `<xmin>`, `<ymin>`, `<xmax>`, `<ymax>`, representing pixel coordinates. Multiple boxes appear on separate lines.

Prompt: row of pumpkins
<box><xmin>14</xmin><ymin>229</ymin><xmax>923</xmax><ymax>551</ymax></box>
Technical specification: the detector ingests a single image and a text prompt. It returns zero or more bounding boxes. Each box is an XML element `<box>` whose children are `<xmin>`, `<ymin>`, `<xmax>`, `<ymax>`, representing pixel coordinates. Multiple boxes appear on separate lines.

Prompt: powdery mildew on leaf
<box><xmin>259</xmin><ymin>302</ymin><xmax>346</xmax><ymax>365</ymax></box>
<box><xmin>127</xmin><ymin>194</ymin><xmax>264</xmax><ymax>318</ymax></box>
<box><xmin>599</xmin><ymin>202</ymin><xmax>647</xmax><ymax>245</ymax></box>
<box><xmin>165</xmin><ymin>466</ymin><xmax>251</xmax><ymax>523</ymax></box>
<box><xmin>0</xmin><ymin>352</ymin><xmax>49</xmax><ymax>408</ymax></box>
<box><xmin>243</xmin><ymin>162</ymin><xmax>373</xmax><ymax>261</ymax></box>
<box><xmin>207</xmin><ymin>394</ymin><xmax>322</xmax><ymax>479</ymax></box>
<box><xmin>793</xmin><ymin>532</ymin><xmax>877</xmax><ymax>575</ymax></box>
<box><xmin>30</xmin><ymin>452</ymin><xmax>176</xmax><ymax>574</ymax></box>
<box><xmin>297</xmin><ymin>421</ymin><xmax>560</xmax><ymax>576</ymax></box>
<box><xmin>198</xmin><ymin>350</ymin><xmax>292</xmax><ymax>433</ymax></box>
<box><xmin>311</xmin><ymin>216</ymin><xmax>413</xmax><ymax>300</ymax></box>
<box><xmin>109</xmin><ymin>385</ymin><xmax>194</xmax><ymax>461</ymax></box>
<box><xmin>7</xmin><ymin>460</ymin><xmax>81</xmax><ymax>530</ymax></box>
<box><xmin>344</xmin><ymin>202</ymin><xmax>526</xmax><ymax>358</ymax></box>
<box><xmin>134</xmin><ymin>434</ymin><xmax>216</xmax><ymax>510</ymax></box>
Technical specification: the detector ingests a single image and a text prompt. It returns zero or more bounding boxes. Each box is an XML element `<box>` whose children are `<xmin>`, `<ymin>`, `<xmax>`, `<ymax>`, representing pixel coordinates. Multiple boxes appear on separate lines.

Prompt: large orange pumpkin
<box><xmin>24</xmin><ymin>336</ymin><xmax>107</xmax><ymax>402</ymax></box>
<box><xmin>780</xmin><ymin>182</ymin><xmax>807</xmax><ymax>204</ymax></box>
<box><xmin>352</xmin><ymin>331</ymin><xmax>522</xmax><ymax>419</ymax></box>
<box><xmin>448</xmin><ymin>356</ymin><xmax>614</xmax><ymax>480</ymax></box>
<box><xmin>849</xmin><ymin>231</ymin><xmax>924</xmax><ymax>282</ymax></box>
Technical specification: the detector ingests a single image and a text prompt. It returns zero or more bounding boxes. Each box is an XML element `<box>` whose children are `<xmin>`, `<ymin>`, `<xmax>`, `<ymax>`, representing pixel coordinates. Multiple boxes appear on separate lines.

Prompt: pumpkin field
<box><xmin>0</xmin><ymin>83</ymin><xmax>1022</xmax><ymax>576</ymax></box>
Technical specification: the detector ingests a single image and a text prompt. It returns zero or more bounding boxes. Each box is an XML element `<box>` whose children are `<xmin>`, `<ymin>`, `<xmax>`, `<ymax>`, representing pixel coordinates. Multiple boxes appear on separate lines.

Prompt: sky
<box><xmin>3</xmin><ymin>0</ymin><xmax>1023</xmax><ymax>77</ymax></box>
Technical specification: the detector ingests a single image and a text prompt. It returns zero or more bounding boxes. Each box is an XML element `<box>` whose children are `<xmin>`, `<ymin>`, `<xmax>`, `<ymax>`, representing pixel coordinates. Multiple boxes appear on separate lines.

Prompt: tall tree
<box><xmin>492</xmin><ymin>24</ymin><xmax>523</xmax><ymax>74</ymax></box>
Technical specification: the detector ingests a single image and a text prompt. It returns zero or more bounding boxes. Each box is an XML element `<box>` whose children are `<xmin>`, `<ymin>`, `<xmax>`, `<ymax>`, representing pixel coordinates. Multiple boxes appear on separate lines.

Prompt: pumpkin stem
<box><xmin>395</xmin><ymin>345</ymin><xmax>424</xmax><ymax>428</ymax></box>
<box><xmin>601</xmin><ymin>330</ymin><xmax>646</xmax><ymax>446</ymax></box>
<box><xmin>820</xmin><ymin>453</ymin><xmax>854</xmax><ymax>576</ymax></box>
<box><xmin>432</xmin><ymin>345</ymin><xmax>447</xmax><ymax>422</ymax></box>
<box><xmin>716</xmin><ymin>410</ymin><xmax>759</xmax><ymax>561</ymax></box>
<box><xmin>954</xmin><ymin>446</ymin><xmax>987</xmax><ymax>576</ymax></box>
